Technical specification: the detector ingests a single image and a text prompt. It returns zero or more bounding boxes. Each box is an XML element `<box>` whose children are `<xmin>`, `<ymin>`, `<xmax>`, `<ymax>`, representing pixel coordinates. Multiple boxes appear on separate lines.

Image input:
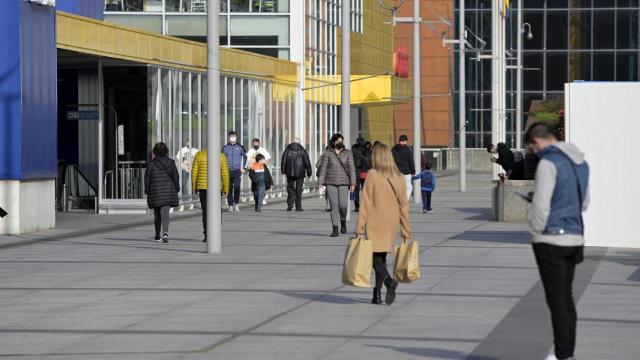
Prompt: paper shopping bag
<box><xmin>341</xmin><ymin>236</ymin><xmax>373</xmax><ymax>288</ymax></box>
<box><xmin>394</xmin><ymin>239</ymin><xmax>421</xmax><ymax>283</ymax></box>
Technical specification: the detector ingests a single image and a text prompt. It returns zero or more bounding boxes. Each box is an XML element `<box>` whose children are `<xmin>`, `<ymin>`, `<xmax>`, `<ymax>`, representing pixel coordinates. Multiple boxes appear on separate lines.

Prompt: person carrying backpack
<box><xmin>412</xmin><ymin>162</ymin><xmax>437</xmax><ymax>213</ymax></box>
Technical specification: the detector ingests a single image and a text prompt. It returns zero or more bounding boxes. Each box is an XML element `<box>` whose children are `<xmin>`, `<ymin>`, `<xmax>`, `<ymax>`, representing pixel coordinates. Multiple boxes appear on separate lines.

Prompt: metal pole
<box><xmin>342</xmin><ymin>0</ymin><xmax>352</xmax><ymax>221</ymax></box>
<box><xmin>206</xmin><ymin>0</ymin><xmax>222</xmax><ymax>254</ymax></box>
<box><xmin>516</xmin><ymin>0</ymin><xmax>523</xmax><ymax>150</ymax></box>
<box><xmin>459</xmin><ymin>0</ymin><xmax>466</xmax><ymax>192</ymax></box>
<box><xmin>341</xmin><ymin>0</ymin><xmax>350</xmax><ymax>145</ymax></box>
<box><xmin>412</xmin><ymin>0</ymin><xmax>422</xmax><ymax>203</ymax></box>
<box><xmin>491</xmin><ymin>0</ymin><xmax>500</xmax><ymax>180</ymax></box>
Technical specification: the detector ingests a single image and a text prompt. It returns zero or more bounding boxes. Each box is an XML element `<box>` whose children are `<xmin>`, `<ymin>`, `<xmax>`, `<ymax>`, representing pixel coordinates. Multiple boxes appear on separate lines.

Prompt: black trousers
<box><xmin>227</xmin><ymin>170</ymin><xmax>242</xmax><ymax>206</ymax></box>
<box><xmin>153</xmin><ymin>206</ymin><xmax>170</xmax><ymax>236</ymax></box>
<box><xmin>354</xmin><ymin>178</ymin><xmax>365</xmax><ymax>209</ymax></box>
<box><xmin>286</xmin><ymin>176</ymin><xmax>305</xmax><ymax>209</ymax></box>
<box><xmin>533</xmin><ymin>243</ymin><xmax>584</xmax><ymax>360</ymax></box>
<box><xmin>373</xmin><ymin>252</ymin><xmax>390</xmax><ymax>290</ymax></box>
<box><xmin>199</xmin><ymin>190</ymin><xmax>207</xmax><ymax>235</ymax></box>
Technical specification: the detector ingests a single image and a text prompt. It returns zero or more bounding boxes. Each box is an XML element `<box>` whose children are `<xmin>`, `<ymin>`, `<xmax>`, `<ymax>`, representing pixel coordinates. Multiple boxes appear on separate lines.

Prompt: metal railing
<box><xmin>57</xmin><ymin>163</ymin><xmax>98</xmax><ymax>212</ymax></box>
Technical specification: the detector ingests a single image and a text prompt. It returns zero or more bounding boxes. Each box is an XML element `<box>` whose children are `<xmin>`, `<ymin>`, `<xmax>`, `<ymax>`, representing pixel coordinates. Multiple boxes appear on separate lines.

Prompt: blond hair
<box><xmin>372</xmin><ymin>143</ymin><xmax>401</xmax><ymax>178</ymax></box>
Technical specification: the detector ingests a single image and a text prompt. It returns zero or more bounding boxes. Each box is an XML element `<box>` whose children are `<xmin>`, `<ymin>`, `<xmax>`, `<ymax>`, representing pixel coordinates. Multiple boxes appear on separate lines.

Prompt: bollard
<box><xmin>61</xmin><ymin>184</ymin><xmax>69</xmax><ymax>212</ymax></box>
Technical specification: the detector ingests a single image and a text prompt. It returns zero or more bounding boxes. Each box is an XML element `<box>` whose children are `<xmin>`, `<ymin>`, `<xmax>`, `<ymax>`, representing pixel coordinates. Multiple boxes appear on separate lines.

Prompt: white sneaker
<box><xmin>263</xmin><ymin>199</ymin><xmax>267</xmax><ymax>205</ymax></box>
<box><xmin>234</xmin><ymin>204</ymin><xmax>240</xmax><ymax>212</ymax></box>
<box><xmin>228</xmin><ymin>206</ymin><xmax>235</xmax><ymax>213</ymax></box>
<box><xmin>544</xmin><ymin>355</ymin><xmax>558</xmax><ymax>360</ymax></box>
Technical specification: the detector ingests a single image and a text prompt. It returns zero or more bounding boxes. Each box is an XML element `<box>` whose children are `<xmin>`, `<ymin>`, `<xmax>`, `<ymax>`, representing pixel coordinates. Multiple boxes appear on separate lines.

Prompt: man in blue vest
<box><xmin>222</xmin><ymin>131</ymin><xmax>247</xmax><ymax>213</ymax></box>
<box><xmin>526</xmin><ymin>122</ymin><xmax>590</xmax><ymax>360</ymax></box>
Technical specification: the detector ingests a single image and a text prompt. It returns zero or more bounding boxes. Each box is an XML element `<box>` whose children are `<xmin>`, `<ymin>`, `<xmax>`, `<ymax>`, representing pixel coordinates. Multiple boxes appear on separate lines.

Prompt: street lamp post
<box><xmin>411</xmin><ymin>0</ymin><xmax>422</xmax><ymax>203</ymax></box>
<box><xmin>342</xmin><ymin>0</ymin><xmax>352</xmax><ymax>220</ymax></box>
<box><xmin>516</xmin><ymin>0</ymin><xmax>523</xmax><ymax>149</ymax></box>
<box><xmin>206</xmin><ymin>0</ymin><xmax>222</xmax><ymax>254</ymax></box>
<box><xmin>458</xmin><ymin>0</ymin><xmax>466</xmax><ymax>192</ymax></box>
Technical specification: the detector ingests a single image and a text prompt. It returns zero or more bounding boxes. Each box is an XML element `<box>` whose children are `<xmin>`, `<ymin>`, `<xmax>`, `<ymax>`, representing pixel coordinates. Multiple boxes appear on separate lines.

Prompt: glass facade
<box><xmin>455</xmin><ymin>0</ymin><xmax>640</xmax><ymax>148</ymax></box>
<box><xmin>104</xmin><ymin>0</ymin><xmax>291</xmax><ymax>59</ymax></box>
<box><xmin>140</xmin><ymin>66</ymin><xmax>307</xmax><ymax>205</ymax></box>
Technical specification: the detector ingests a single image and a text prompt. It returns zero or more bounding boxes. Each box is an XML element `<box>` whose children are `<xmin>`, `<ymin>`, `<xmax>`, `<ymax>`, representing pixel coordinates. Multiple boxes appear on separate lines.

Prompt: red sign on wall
<box><xmin>394</xmin><ymin>46</ymin><xmax>409</xmax><ymax>78</ymax></box>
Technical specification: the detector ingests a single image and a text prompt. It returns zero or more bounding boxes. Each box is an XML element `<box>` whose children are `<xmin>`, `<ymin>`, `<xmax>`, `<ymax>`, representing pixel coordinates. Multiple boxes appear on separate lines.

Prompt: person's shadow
<box><xmin>367</xmin><ymin>345</ymin><xmax>498</xmax><ymax>360</ymax></box>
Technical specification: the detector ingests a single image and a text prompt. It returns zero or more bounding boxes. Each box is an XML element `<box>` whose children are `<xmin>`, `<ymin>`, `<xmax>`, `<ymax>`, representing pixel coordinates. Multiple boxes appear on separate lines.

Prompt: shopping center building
<box><xmin>0</xmin><ymin>0</ymin><xmax>409</xmax><ymax>234</ymax></box>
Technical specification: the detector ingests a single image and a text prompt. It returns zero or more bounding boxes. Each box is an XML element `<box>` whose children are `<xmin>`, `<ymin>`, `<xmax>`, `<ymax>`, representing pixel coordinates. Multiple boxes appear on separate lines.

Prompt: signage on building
<box><xmin>66</xmin><ymin>110</ymin><xmax>99</xmax><ymax>121</ymax></box>
<box><xmin>28</xmin><ymin>0</ymin><xmax>56</xmax><ymax>6</ymax></box>
<box><xmin>394</xmin><ymin>46</ymin><xmax>409</xmax><ymax>78</ymax></box>
<box><xmin>118</xmin><ymin>125</ymin><xmax>125</xmax><ymax>156</ymax></box>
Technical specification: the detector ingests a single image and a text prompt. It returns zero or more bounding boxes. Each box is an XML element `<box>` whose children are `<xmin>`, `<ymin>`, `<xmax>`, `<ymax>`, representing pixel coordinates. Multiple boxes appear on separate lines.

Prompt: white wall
<box><xmin>0</xmin><ymin>179</ymin><xmax>55</xmax><ymax>235</ymax></box>
<box><xmin>565</xmin><ymin>82</ymin><xmax>640</xmax><ymax>248</ymax></box>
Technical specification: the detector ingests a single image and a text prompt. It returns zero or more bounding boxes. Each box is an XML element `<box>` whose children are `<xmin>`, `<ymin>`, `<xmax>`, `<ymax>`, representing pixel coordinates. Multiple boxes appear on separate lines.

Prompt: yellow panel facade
<box><xmin>335</xmin><ymin>1</ymin><xmax>404</xmax><ymax>143</ymax></box>
<box><xmin>56</xmin><ymin>11</ymin><xmax>296</xmax><ymax>83</ymax></box>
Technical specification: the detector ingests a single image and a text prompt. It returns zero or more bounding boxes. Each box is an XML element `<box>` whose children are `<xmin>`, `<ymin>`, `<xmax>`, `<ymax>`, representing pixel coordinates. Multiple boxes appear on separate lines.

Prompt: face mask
<box><xmin>253</xmin><ymin>145</ymin><xmax>260</xmax><ymax>150</ymax></box>
<box><xmin>229</xmin><ymin>137</ymin><xmax>237</xmax><ymax>143</ymax></box>
<box><xmin>335</xmin><ymin>143</ymin><xmax>345</xmax><ymax>150</ymax></box>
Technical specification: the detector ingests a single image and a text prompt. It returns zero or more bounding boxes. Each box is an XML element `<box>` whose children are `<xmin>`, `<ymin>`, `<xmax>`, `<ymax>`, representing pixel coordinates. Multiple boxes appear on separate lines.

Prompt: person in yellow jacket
<box><xmin>192</xmin><ymin>150</ymin><xmax>230</xmax><ymax>242</ymax></box>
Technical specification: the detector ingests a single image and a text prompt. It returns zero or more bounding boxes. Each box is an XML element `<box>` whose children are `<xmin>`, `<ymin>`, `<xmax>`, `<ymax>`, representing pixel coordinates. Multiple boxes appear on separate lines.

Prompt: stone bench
<box><xmin>492</xmin><ymin>180</ymin><xmax>536</xmax><ymax>222</ymax></box>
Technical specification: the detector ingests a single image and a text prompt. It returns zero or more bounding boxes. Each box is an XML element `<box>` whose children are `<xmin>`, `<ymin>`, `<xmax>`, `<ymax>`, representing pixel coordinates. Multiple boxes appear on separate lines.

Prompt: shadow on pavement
<box><xmin>367</xmin><ymin>345</ymin><xmax>498</xmax><ymax>360</ymax></box>
<box><xmin>453</xmin><ymin>207</ymin><xmax>494</xmax><ymax>221</ymax></box>
<box><xmin>279</xmin><ymin>290</ymin><xmax>368</xmax><ymax>304</ymax></box>
<box><xmin>448</xmin><ymin>231</ymin><xmax>530</xmax><ymax>245</ymax></box>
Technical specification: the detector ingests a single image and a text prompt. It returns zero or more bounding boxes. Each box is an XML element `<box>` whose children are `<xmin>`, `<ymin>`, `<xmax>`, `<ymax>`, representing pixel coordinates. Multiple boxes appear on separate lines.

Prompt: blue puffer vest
<box><xmin>537</xmin><ymin>146</ymin><xmax>590</xmax><ymax>236</ymax></box>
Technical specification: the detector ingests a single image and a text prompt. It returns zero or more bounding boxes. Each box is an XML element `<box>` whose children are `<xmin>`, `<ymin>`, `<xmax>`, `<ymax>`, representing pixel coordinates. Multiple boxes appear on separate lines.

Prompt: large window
<box><xmin>105</xmin><ymin>0</ymin><xmax>289</xmax><ymax>13</ymax></box>
<box><xmin>454</xmin><ymin>1</ymin><xmax>640</xmax><ymax>148</ymax></box>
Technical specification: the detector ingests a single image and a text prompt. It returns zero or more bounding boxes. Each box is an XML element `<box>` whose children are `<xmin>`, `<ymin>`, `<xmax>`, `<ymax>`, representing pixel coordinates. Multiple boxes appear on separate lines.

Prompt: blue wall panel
<box><xmin>0</xmin><ymin>0</ymin><xmax>22</xmax><ymax>180</ymax></box>
<box><xmin>56</xmin><ymin>0</ymin><xmax>103</xmax><ymax>20</ymax></box>
<box><xmin>19</xmin><ymin>1</ymin><xmax>58</xmax><ymax>179</ymax></box>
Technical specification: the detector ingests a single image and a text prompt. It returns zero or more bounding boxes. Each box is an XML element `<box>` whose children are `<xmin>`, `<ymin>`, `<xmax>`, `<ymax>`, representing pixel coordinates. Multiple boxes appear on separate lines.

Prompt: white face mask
<box><xmin>229</xmin><ymin>137</ymin><xmax>237</xmax><ymax>143</ymax></box>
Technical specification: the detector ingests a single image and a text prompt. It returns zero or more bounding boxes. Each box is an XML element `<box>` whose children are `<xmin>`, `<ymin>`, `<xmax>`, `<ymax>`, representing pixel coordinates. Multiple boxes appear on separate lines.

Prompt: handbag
<box><xmin>342</xmin><ymin>235</ymin><xmax>373</xmax><ymax>288</ymax></box>
<box><xmin>394</xmin><ymin>238</ymin><xmax>421</xmax><ymax>283</ymax></box>
<box><xmin>385</xmin><ymin>177</ymin><xmax>420</xmax><ymax>283</ymax></box>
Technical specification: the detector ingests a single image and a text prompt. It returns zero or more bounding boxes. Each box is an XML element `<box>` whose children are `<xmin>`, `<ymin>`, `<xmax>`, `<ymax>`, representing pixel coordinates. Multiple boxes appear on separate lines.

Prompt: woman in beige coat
<box><xmin>355</xmin><ymin>143</ymin><xmax>411</xmax><ymax>305</ymax></box>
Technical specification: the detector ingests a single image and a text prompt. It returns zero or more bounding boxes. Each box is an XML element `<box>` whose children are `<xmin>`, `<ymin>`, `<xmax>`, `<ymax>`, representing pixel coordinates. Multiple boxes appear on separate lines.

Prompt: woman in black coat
<box><xmin>144</xmin><ymin>142</ymin><xmax>180</xmax><ymax>243</ymax></box>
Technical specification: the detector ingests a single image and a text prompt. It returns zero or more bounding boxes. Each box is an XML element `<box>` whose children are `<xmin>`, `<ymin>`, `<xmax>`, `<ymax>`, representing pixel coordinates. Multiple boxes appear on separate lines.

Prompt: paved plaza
<box><xmin>0</xmin><ymin>173</ymin><xmax>638</xmax><ymax>360</ymax></box>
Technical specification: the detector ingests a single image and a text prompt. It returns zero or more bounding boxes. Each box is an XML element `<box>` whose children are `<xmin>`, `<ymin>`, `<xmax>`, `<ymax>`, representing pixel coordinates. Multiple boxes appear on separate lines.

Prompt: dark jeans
<box><xmin>153</xmin><ymin>206</ymin><xmax>170</xmax><ymax>236</ymax></box>
<box><xmin>252</xmin><ymin>173</ymin><xmax>266</xmax><ymax>210</ymax></box>
<box><xmin>373</xmin><ymin>252</ymin><xmax>390</xmax><ymax>290</ymax></box>
<box><xmin>354</xmin><ymin>178</ymin><xmax>365</xmax><ymax>209</ymax></box>
<box><xmin>286</xmin><ymin>176</ymin><xmax>305</xmax><ymax>209</ymax></box>
<box><xmin>532</xmin><ymin>243</ymin><xmax>584</xmax><ymax>360</ymax></box>
<box><xmin>421</xmin><ymin>190</ymin><xmax>432</xmax><ymax>211</ymax></box>
<box><xmin>227</xmin><ymin>169</ymin><xmax>242</xmax><ymax>206</ymax></box>
<box><xmin>198</xmin><ymin>190</ymin><xmax>207</xmax><ymax>235</ymax></box>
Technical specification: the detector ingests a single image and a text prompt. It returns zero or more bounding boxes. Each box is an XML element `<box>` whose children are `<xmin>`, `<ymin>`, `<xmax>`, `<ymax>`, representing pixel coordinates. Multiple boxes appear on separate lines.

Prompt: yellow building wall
<box><xmin>337</xmin><ymin>1</ymin><xmax>397</xmax><ymax>145</ymax></box>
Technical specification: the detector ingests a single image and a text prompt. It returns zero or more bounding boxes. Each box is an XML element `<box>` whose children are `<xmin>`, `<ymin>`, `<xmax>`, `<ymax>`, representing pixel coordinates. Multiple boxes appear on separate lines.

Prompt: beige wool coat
<box><xmin>355</xmin><ymin>169</ymin><xmax>411</xmax><ymax>253</ymax></box>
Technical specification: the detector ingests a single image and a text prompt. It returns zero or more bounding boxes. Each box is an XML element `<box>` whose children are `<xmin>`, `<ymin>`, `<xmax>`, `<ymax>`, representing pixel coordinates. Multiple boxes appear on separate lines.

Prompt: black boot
<box><xmin>340</xmin><ymin>220</ymin><xmax>347</xmax><ymax>234</ymax></box>
<box><xmin>371</xmin><ymin>288</ymin><xmax>382</xmax><ymax>304</ymax></box>
<box><xmin>384</xmin><ymin>277</ymin><xmax>398</xmax><ymax>305</ymax></box>
<box><xmin>330</xmin><ymin>226</ymin><xmax>339</xmax><ymax>237</ymax></box>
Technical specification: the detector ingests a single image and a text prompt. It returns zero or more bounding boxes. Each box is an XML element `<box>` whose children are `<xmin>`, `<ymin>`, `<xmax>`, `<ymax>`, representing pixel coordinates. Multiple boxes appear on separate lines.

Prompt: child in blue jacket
<box><xmin>412</xmin><ymin>163</ymin><xmax>436</xmax><ymax>213</ymax></box>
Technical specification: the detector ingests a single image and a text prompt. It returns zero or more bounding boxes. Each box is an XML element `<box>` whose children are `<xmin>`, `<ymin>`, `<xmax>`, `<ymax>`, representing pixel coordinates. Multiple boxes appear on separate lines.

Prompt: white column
<box><xmin>206</xmin><ymin>0</ymin><xmax>222</xmax><ymax>254</ymax></box>
<box><xmin>411</xmin><ymin>0</ymin><xmax>422</xmax><ymax>203</ymax></box>
<box><xmin>459</xmin><ymin>0</ymin><xmax>466</xmax><ymax>192</ymax></box>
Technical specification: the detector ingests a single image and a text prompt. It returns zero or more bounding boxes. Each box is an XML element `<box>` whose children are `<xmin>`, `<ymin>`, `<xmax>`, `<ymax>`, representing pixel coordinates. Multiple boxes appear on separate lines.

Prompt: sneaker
<box><xmin>154</xmin><ymin>235</ymin><xmax>161</xmax><ymax>242</ymax></box>
<box><xmin>544</xmin><ymin>355</ymin><xmax>558</xmax><ymax>360</ymax></box>
<box><xmin>427</xmin><ymin>209</ymin><xmax>434</xmax><ymax>213</ymax></box>
<box><xmin>234</xmin><ymin>204</ymin><xmax>240</xmax><ymax>212</ymax></box>
<box><xmin>263</xmin><ymin>199</ymin><xmax>268</xmax><ymax>205</ymax></box>
<box><xmin>287</xmin><ymin>206</ymin><xmax>293</xmax><ymax>211</ymax></box>
<box><xmin>422</xmin><ymin>209</ymin><xmax>427</xmax><ymax>214</ymax></box>
<box><xmin>296</xmin><ymin>208</ymin><xmax>304</xmax><ymax>212</ymax></box>
<box><xmin>256</xmin><ymin>208</ymin><xmax>262</xmax><ymax>212</ymax></box>
<box><xmin>161</xmin><ymin>233</ymin><xmax>169</xmax><ymax>243</ymax></box>
<box><xmin>228</xmin><ymin>206</ymin><xmax>235</xmax><ymax>213</ymax></box>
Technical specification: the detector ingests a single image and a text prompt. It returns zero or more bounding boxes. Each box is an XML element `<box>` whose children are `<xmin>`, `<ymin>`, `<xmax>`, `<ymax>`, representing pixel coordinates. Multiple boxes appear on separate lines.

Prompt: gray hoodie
<box><xmin>529</xmin><ymin>142</ymin><xmax>590</xmax><ymax>246</ymax></box>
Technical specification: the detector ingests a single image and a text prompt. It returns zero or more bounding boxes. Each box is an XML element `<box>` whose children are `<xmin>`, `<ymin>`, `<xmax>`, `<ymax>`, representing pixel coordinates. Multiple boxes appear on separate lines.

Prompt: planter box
<box><xmin>492</xmin><ymin>180</ymin><xmax>536</xmax><ymax>223</ymax></box>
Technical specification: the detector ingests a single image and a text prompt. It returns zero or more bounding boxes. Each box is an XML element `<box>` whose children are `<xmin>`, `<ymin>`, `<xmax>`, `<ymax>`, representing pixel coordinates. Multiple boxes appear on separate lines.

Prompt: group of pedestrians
<box><xmin>143</xmin><ymin>123</ymin><xmax>588</xmax><ymax>360</ymax></box>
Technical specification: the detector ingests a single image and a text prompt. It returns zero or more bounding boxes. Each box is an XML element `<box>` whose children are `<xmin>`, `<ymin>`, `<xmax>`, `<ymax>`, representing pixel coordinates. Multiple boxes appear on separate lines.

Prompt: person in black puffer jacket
<box><xmin>281</xmin><ymin>138</ymin><xmax>312</xmax><ymax>211</ymax></box>
<box><xmin>145</xmin><ymin>142</ymin><xmax>180</xmax><ymax>243</ymax></box>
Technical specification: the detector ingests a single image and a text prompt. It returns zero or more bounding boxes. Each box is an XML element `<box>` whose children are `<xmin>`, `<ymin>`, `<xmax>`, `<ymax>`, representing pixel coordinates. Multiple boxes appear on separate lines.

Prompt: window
<box><xmin>617</xmin><ymin>10</ymin><xmax>639</xmax><ymax>49</ymax></box>
<box><xmin>594</xmin><ymin>11</ymin><xmax>615</xmax><ymax>49</ymax></box>
<box><xmin>593</xmin><ymin>52</ymin><xmax>615</xmax><ymax>81</ymax></box>
<box><xmin>547</xmin><ymin>11</ymin><xmax>568</xmax><ymax>50</ymax></box>
<box><xmin>546</xmin><ymin>52</ymin><xmax>568</xmax><ymax>91</ymax></box>
<box><xmin>617</xmin><ymin>52</ymin><xmax>639</xmax><ymax>81</ymax></box>
<box><xmin>337</xmin><ymin>0</ymin><xmax>363</xmax><ymax>34</ymax></box>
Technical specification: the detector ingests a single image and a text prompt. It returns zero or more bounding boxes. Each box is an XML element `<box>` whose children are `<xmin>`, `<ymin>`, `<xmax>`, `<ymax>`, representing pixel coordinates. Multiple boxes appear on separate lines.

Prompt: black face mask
<box><xmin>334</xmin><ymin>143</ymin><xmax>345</xmax><ymax>150</ymax></box>
<box><xmin>253</xmin><ymin>145</ymin><xmax>260</xmax><ymax>150</ymax></box>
